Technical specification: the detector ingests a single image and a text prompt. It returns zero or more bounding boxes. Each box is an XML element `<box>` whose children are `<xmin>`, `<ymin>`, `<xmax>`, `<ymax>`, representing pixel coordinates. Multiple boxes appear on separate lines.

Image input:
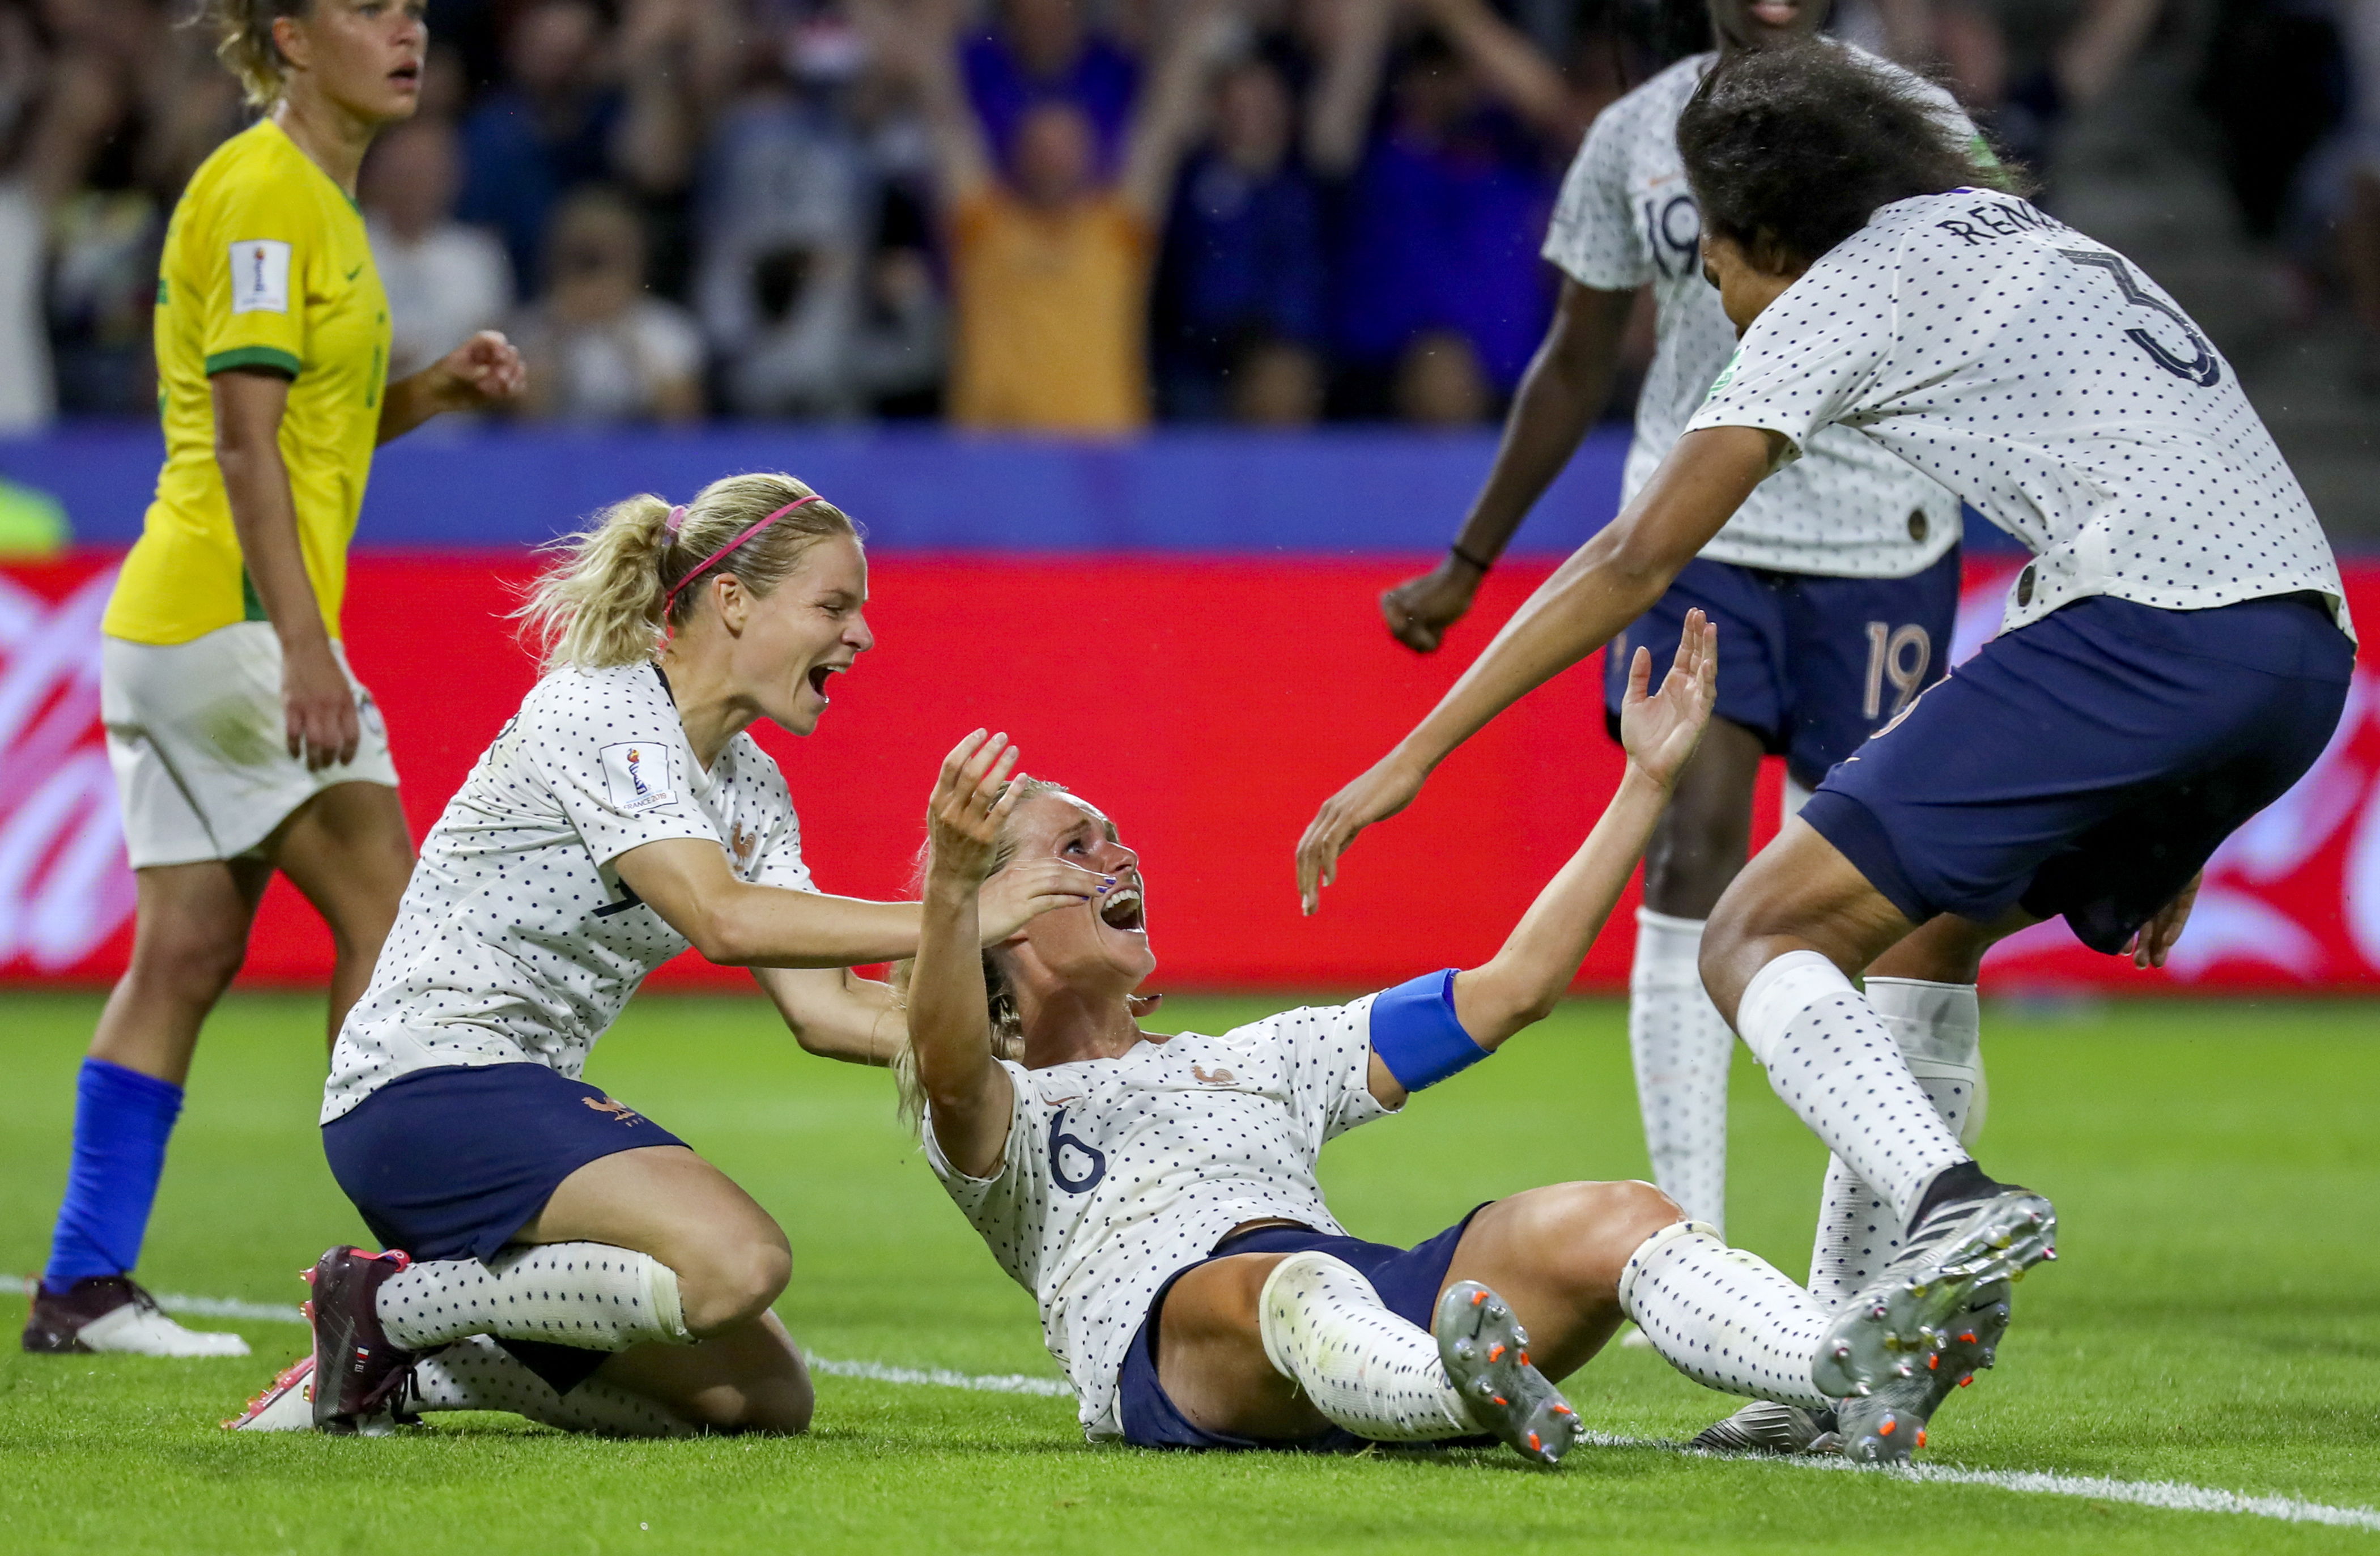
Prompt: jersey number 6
<box><xmin>1048</xmin><ymin>1108</ymin><xmax>1108</xmax><ymax>1194</ymax></box>
<box><xmin>2058</xmin><ymin>248</ymin><xmax>2221</xmax><ymax>387</ymax></box>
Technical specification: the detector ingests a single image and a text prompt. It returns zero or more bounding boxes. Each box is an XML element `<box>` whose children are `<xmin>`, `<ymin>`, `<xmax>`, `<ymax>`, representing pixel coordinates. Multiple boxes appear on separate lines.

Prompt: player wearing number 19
<box><xmin>22</xmin><ymin>0</ymin><xmax>528</xmax><ymax>1359</ymax></box>
<box><xmin>1376</xmin><ymin>10</ymin><xmax>1976</xmax><ymax>1436</ymax></box>
<box><xmin>1300</xmin><ymin>42</ymin><xmax>2353</xmax><ymax>1462</ymax></box>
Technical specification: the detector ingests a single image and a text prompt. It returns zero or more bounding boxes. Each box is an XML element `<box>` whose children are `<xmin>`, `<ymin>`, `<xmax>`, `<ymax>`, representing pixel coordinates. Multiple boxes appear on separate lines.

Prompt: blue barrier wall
<box><xmin>0</xmin><ymin>423</ymin><xmax>2028</xmax><ymax>555</ymax></box>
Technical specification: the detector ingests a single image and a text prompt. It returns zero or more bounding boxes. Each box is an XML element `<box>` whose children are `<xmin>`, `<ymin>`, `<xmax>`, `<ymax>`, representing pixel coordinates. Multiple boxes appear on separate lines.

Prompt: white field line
<box><xmin>14</xmin><ymin>1276</ymin><xmax>2374</xmax><ymax>1531</ymax></box>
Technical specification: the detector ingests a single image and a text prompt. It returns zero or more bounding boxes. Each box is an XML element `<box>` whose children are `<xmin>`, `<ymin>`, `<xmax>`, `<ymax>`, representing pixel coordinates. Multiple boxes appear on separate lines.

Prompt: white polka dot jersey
<box><xmin>1543</xmin><ymin>49</ymin><xmax>1968</xmax><ymax>579</ymax></box>
<box><xmin>322</xmin><ymin>662</ymin><xmax>813</xmax><ymax>1124</ymax></box>
<box><xmin>1684</xmin><ymin>189</ymin><xmax>2351</xmax><ymax>640</ymax></box>
<box><xmin>925</xmin><ymin>999</ymin><xmax>1395</xmax><ymax>1439</ymax></box>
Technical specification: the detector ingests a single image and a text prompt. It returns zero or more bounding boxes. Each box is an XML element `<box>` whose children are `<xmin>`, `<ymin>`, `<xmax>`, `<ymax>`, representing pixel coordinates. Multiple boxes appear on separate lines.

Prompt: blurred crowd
<box><xmin>0</xmin><ymin>0</ymin><xmax>2375</xmax><ymax>435</ymax></box>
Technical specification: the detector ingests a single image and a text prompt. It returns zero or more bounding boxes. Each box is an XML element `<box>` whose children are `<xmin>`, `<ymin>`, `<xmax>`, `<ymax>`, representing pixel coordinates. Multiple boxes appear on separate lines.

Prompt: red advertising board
<box><xmin>3</xmin><ymin>552</ymin><xmax>2375</xmax><ymax>992</ymax></box>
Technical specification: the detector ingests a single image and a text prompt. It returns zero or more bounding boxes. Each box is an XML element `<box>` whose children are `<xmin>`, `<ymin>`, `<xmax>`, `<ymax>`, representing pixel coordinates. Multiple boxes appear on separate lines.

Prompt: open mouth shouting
<box><xmin>805</xmin><ymin>661</ymin><xmax>851</xmax><ymax>702</ymax></box>
<box><xmin>1098</xmin><ymin>882</ymin><xmax>1146</xmax><ymax>933</ymax></box>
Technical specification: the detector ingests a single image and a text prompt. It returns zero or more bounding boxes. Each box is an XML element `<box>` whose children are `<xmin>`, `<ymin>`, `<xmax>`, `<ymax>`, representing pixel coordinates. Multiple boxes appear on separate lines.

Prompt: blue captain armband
<box><xmin>1369</xmin><ymin>969</ymin><xmax>1490</xmax><ymax>1091</ymax></box>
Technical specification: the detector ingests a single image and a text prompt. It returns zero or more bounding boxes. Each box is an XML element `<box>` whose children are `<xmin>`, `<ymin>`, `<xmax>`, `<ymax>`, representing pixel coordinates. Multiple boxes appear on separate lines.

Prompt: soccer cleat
<box><xmin>20</xmin><ymin>1275</ymin><xmax>250</xmax><ymax>1358</ymax></box>
<box><xmin>1813</xmin><ymin>1185</ymin><xmax>2052</xmax><ymax>1401</ymax></box>
<box><xmin>1434</xmin><ymin>1281</ymin><xmax>1579</xmax><ymax>1468</ymax></box>
<box><xmin>1833</xmin><ymin>1281</ymin><xmax>2012</xmax><ymax>1463</ymax></box>
<box><xmin>224</xmin><ymin>1354</ymin><xmax>317</xmax><ymax>1431</ymax></box>
<box><xmin>305</xmin><ymin>1247</ymin><xmax>420</xmax><ymax>1433</ymax></box>
<box><xmin>1686</xmin><ymin>1399</ymin><xmax>1842</xmax><ymax>1456</ymax></box>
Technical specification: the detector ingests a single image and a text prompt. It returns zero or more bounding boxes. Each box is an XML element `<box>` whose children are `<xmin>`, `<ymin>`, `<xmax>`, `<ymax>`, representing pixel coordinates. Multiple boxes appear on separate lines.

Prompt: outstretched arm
<box><xmin>615</xmin><ymin>825</ymin><xmax>1102</xmax><ymax>968</ymax></box>
<box><xmin>1118</xmin><ymin>0</ymin><xmax>1235</xmax><ymax>224</ymax></box>
<box><xmin>862</xmin><ymin>0</ymin><xmax>993</xmax><ymax>205</ymax></box>
<box><xmin>1381</xmin><ymin>278</ymin><xmax>1638</xmax><ymax>653</ymax></box>
<box><xmin>1298</xmin><ymin>423</ymin><xmax>1780</xmax><ymax>912</ymax></box>
<box><xmin>1366</xmin><ymin>613</ymin><xmax>1719</xmax><ymax>1105</ymax></box>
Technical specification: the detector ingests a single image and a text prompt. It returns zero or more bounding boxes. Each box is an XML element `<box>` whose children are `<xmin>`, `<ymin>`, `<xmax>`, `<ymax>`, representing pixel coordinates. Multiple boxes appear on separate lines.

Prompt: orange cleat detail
<box><xmin>1958</xmin><ymin>1375</ymin><xmax>1973</xmax><ymax>1387</ymax></box>
<box><xmin>1472</xmin><ymin>1291</ymin><xmax>1486</xmax><ymax>1306</ymax></box>
<box><xmin>1488</xmin><ymin>1344</ymin><xmax>1505</xmax><ymax>1362</ymax></box>
<box><xmin>1958</xmin><ymin>1331</ymin><xmax>1977</xmax><ymax>1343</ymax></box>
<box><xmin>1528</xmin><ymin>1432</ymin><xmax>1542</xmax><ymax>1453</ymax></box>
<box><xmin>1928</xmin><ymin>1354</ymin><xmax>1940</xmax><ymax>1370</ymax></box>
<box><xmin>1494</xmin><ymin>1395</ymin><xmax>1509</xmax><ymax>1407</ymax></box>
<box><xmin>1877</xmin><ymin>1417</ymin><xmax>1897</xmax><ymax>1436</ymax></box>
<box><xmin>1916</xmin><ymin>1429</ymin><xmax>1928</xmax><ymax>1449</ymax></box>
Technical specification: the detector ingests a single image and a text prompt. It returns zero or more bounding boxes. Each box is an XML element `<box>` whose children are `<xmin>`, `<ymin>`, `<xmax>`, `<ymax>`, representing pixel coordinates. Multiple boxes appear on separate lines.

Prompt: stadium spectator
<box><xmin>1153</xmin><ymin>54</ymin><xmax>1328</xmax><ymax>421</ymax></box>
<box><xmin>2341</xmin><ymin>0</ymin><xmax>2380</xmax><ymax>389</ymax></box>
<box><xmin>1311</xmin><ymin>0</ymin><xmax>1574</xmax><ymax>419</ymax></box>
<box><xmin>456</xmin><ymin>0</ymin><xmax>704</xmax><ymax>294</ymax></box>
<box><xmin>363</xmin><ymin>118</ymin><xmax>516</xmax><ymax>381</ymax></box>
<box><xmin>1930</xmin><ymin>0</ymin><xmax>2164</xmax><ymax>169</ymax></box>
<box><xmin>510</xmin><ymin>185</ymin><xmax>705</xmax><ymax>422</ymax></box>
<box><xmin>881</xmin><ymin>0</ymin><xmax>1230</xmax><ymax>434</ymax></box>
<box><xmin>962</xmin><ymin>0</ymin><xmax>1141</xmax><ymax>175</ymax></box>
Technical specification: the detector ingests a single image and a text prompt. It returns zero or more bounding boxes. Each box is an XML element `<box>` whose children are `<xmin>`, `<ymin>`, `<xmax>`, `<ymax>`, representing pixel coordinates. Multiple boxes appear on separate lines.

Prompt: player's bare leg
<box><xmin>25</xmin><ymin>859</ymin><xmax>274</xmax><ymax>1358</ymax></box>
<box><xmin>1702</xmin><ymin>823</ymin><xmax>2052</xmax><ymax>1460</ymax></box>
<box><xmin>268</xmin><ymin>781</ymin><xmax>413</xmax><ymax>1053</ymax></box>
<box><xmin>1632</xmin><ymin>718</ymin><xmax>1764</xmax><ymax>1235</ymax></box>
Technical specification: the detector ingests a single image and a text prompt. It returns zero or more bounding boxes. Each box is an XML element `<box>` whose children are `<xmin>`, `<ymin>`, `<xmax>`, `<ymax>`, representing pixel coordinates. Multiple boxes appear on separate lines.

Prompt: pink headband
<box><xmin>662</xmin><ymin>494</ymin><xmax>831</xmax><ymax>619</ymax></box>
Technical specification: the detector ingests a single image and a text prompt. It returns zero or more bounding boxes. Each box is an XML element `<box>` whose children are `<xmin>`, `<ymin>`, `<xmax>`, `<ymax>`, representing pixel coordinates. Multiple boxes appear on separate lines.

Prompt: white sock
<box><xmin>1257</xmin><ymin>1251</ymin><xmax>1474</xmax><ymax>1442</ymax></box>
<box><xmin>1618</xmin><ymin>1221</ymin><xmax>1830</xmax><ymax>1410</ymax></box>
<box><xmin>1735</xmin><ymin>951</ymin><xmax>1969</xmax><ymax>1229</ymax></box>
<box><xmin>1628</xmin><ymin>909</ymin><xmax>1733</xmax><ymax>1234</ymax></box>
<box><xmin>407</xmin><ymin>1334</ymin><xmax>694</xmax><ymax>1436</ymax></box>
<box><xmin>375</xmin><ymin>1244</ymin><xmax>692</xmax><ymax>1353</ymax></box>
<box><xmin>1808</xmin><ymin>978</ymin><xmax>1987</xmax><ymax>1306</ymax></box>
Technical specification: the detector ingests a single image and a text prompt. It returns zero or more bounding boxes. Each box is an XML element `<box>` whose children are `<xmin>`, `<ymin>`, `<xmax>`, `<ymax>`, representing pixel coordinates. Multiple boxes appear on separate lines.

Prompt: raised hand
<box><xmin>1618</xmin><ymin>609</ymin><xmax>1718</xmax><ymax>790</ymax></box>
<box><xmin>926</xmin><ymin>730</ymin><xmax>1111</xmax><ymax>940</ymax></box>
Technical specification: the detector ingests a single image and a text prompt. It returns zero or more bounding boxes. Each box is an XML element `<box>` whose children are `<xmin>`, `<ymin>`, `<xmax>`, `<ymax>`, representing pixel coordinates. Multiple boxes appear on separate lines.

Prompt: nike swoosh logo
<box><xmin>345</xmin><ymin>263</ymin><xmax>363</xmax><ymax>280</ymax></box>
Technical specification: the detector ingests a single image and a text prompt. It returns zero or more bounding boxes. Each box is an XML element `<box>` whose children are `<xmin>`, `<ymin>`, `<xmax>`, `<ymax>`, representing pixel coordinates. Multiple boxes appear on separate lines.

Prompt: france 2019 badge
<box><xmin>601</xmin><ymin>742</ymin><xmax>678</xmax><ymax>814</ymax></box>
<box><xmin>228</xmin><ymin>239</ymin><xmax>291</xmax><ymax>314</ymax></box>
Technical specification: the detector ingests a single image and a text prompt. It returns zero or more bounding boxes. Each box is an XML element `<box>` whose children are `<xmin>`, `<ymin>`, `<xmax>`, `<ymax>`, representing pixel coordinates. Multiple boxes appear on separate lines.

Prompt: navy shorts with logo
<box><xmin>1606</xmin><ymin>547</ymin><xmax>1964</xmax><ymax>789</ymax></box>
<box><xmin>1803</xmin><ymin>590</ymin><xmax>2354</xmax><ymax>953</ymax></box>
<box><xmin>322</xmin><ymin>1062</ymin><xmax>687</xmax><ymax>1264</ymax></box>
<box><xmin>1115</xmin><ymin>1206</ymin><xmax>1490</xmax><ymax>1451</ymax></box>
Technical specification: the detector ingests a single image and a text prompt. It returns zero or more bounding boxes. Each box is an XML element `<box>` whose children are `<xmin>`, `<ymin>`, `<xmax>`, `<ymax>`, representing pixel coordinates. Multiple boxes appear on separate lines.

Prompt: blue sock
<box><xmin>42</xmin><ymin>1058</ymin><xmax>184</xmax><ymax>1290</ymax></box>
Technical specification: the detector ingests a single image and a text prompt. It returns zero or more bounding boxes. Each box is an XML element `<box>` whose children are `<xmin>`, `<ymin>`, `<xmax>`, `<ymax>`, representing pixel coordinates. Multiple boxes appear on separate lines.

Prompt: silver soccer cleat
<box><xmin>1687</xmin><ymin>1399</ymin><xmax>1842</xmax><ymax>1456</ymax></box>
<box><xmin>1814</xmin><ymin>1186</ymin><xmax>2052</xmax><ymax>1404</ymax></box>
<box><xmin>1831</xmin><ymin>1279</ymin><xmax>2012</xmax><ymax>1463</ymax></box>
<box><xmin>1434</xmin><ymin>1281</ymin><xmax>1579</xmax><ymax>1467</ymax></box>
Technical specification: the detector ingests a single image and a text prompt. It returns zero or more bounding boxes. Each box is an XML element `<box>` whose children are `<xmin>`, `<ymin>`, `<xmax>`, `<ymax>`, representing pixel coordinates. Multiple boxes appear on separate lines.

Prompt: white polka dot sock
<box><xmin>1736</xmin><ymin>951</ymin><xmax>1969</xmax><ymax>1230</ymax></box>
<box><xmin>374</xmin><ymin>1244</ymin><xmax>691</xmax><ymax>1353</ymax></box>
<box><xmin>407</xmin><ymin>1334</ymin><xmax>694</xmax><ymax>1436</ymax></box>
<box><xmin>1617</xmin><ymin>1221</ymin><xmax>1830</xmax><ymax>1410</ymax></box>
<box><xmin>1629</xmin><ymin>909</ymin><xmax>1733</xmax><ymax>1234</ymax></box>
<box><xmin>1808</xmin><ymin>977</ymin><xmax>1986</xmax><ymax>1307</ymax></box>
<box><xmin>1256</xmin><ymin>1251</ymin><xmax>1474</xmax><ymax>1442</ymax></box>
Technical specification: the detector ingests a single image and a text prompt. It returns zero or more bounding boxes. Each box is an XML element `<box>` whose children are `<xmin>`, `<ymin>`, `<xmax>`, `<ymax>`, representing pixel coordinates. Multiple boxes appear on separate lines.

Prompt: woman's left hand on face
<box><xmin>434</xmin><ymin>330</ymin><xmax>528</xmax><ymax>408</ymax></box>
<box><xmin>1618</xmin><ymin>609</ymin><xmax>1719</xmax><ymax>789</ymax></box>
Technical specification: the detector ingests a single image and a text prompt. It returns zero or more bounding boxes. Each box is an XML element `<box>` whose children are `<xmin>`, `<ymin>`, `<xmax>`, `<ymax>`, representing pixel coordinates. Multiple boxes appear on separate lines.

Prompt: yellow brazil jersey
<box><xmin>103</xmin><ymin>118</ymin><xmax>391</xmax><ymax>645</ymax></box>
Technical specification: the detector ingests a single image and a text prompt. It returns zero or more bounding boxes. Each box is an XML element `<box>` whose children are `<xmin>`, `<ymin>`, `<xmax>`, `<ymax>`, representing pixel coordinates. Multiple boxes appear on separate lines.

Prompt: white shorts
<box><xmin>101</xmin><ymin>623</ymin><xmax>400</xmax><ymax>869</ymax></box>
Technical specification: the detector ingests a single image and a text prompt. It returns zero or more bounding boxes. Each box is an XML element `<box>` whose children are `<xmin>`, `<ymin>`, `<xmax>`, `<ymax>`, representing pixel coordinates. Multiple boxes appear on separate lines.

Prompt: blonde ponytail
<box><xmin>516</xmin><ymin>471</ymin><xmax>857</xmax><ymax>672</ymax></box>
<box><xmin>191</xmin><ymin>0</ymin><xmax>311</xmax><ymax>108</ymax></box>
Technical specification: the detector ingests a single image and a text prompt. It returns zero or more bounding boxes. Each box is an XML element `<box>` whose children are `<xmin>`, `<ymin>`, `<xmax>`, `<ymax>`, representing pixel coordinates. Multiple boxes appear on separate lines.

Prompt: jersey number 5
<box><xmin>2058</xmin><ymin>249</ymin><xmax>2221</xmax><ymax>386</ymax></box>
<box><xmin>1048</xmin><ymin>1108</ymin><xmax>1107</xmax><ymax>1194</ymax></box>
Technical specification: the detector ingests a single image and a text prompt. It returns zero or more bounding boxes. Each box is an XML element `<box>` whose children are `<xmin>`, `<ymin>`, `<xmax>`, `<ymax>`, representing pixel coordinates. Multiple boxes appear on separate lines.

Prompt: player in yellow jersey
<box><xmin>25</xmin><ymin>0</ymin><xmax>525</xmax><ymax>1358</ymax></box>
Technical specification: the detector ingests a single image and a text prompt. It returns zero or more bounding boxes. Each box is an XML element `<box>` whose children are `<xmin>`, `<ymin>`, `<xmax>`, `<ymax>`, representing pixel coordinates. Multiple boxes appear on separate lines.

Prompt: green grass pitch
<box><xmin>1</xmin><ymin>989</ymin><xmax>2375</xmax><ymax>1554</ymax></box>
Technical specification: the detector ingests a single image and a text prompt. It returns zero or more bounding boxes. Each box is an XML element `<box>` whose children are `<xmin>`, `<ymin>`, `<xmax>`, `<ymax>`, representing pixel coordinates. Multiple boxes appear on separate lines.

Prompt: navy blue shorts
<box><xmin>1804</xmin><ymin>591</ymin><xmax>2354</xmax><ymax>953</ymax></box>
<box><xmin>322</xmin><ymin>1063</ymin><xmax>687</xmax><ymax>1264</ymax></box>
<box><xmin>1115</xmin><ymin>1208</ymin><xmax>1489</xmax><ymax>1451</ymax></box>
<box><xmin>1606</xmin><ymin>549</ymin><xmax>1963</xmax><ymax>789</ymax></box>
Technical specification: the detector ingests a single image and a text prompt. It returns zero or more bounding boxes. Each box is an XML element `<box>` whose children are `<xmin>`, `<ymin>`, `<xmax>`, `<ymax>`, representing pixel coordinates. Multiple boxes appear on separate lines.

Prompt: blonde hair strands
<box><xmin>516</xmin><ymin>472</ymin><xmax>857</xmax><ymax>672</ymax></box>
<box><xmin>192</xmin><ymin>0</ymin><xmax>313</xmax><ymax>108</ymax></box>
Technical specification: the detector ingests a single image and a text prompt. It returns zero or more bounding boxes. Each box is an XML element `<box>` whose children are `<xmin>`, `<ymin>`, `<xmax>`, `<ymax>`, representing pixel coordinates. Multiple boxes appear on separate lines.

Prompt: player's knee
<box><xmin>677</xmin><ymin>1239</ymin><xmax>791</xmax><ymax>1334</ymax></box>
<box><xmin>132</xmin><ymin>920</ymin><xmax>249</xmax><ymax>1006</ymax></box>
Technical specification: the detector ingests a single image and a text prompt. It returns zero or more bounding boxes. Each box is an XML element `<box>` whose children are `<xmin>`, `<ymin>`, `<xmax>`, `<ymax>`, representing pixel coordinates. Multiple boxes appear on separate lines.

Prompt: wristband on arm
<box><xmin>1448</xmin><ymin>543</ymin><xmax>1495</xmax><ymax>575</ymax></box>
<box><xmin>1369</xmin><ymin>969</ymin><xmax>1491</xmax><ymax>1091</ymax></box>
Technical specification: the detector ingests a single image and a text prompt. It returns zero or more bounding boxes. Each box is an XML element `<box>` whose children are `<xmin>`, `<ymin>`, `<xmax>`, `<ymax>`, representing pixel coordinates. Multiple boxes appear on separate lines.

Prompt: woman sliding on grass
<box><xmin>906</xmin><ymin>617</ymin><xmax>1957</xmax><ymax>1464</ymax></box>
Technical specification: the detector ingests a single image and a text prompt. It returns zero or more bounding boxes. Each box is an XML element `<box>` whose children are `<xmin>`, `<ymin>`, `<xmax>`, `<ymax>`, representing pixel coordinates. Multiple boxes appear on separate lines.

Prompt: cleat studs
<box><xmin>1833</xmin><ymin>1341</ymin><xmax>1854</xmax><ymax>1358</ymax></box>
<box><xmin>1893</xmin><ymin>1363</ymin><xmax>1914</xmax><ymax>1379</ymax></box>
<box><xmin>1958</xmin><ymin>1375</ymin><xmax>1973</xmax><ymax>1387</ymax></box>
<box><xmin>1471</xmin><ymin>1291</ymin><xmax>1486</xmax><ymax>1307</ymax></box>
<box><xmin>1927</xmin><ymin>1355</ymin><xmax>1940</xmax><ymax>1371</ymax></box>
<box><xmin>1554</xmin><ymin>1405</ymin><xmax>1575</xmax><ymax>1417</ymax></box>
<box><xmin>1854</xmin><ymin>1383</ymin><xmax>1872</xmax><ymax>1398</ymax></box>
<box><xmin>1916</xmin><ymin>1429</ymin><xmax>1927</xmax><ymax>1449</ymax></box>
<box><xmin>1494</xmin><ymin>1396</ymin><xmax>1509</xmax><ymax>1408</ymax></box>
<box><xmin>1518</xmin><ymin>1352</ymin><xmax>1530</xmax><ymax>1367</ymax></box>
<box><xmin>2043</xmin><ymin>1249</ymin><xmax>2058</xmax><ymax>1261</ymax></box>
<box><xmin>1486</xmin><ymin>1344</ymin><xmax>1503</xmax><ymax>1363</ymax></box>
<box><xmin>1528</xmin><ymin>1432</ymin><xmax>1542</xmax><ymax>1453</ymax></box>
<box><xmin>1877</xmin><ymin>1417</ymin><xmax>1897</xmax><ymax>1436</ymax></box>
<box><xmin>1958</xmin><ymin>1332</ymin><xmax>1978</xmax><ymax>1344</ymax></box>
